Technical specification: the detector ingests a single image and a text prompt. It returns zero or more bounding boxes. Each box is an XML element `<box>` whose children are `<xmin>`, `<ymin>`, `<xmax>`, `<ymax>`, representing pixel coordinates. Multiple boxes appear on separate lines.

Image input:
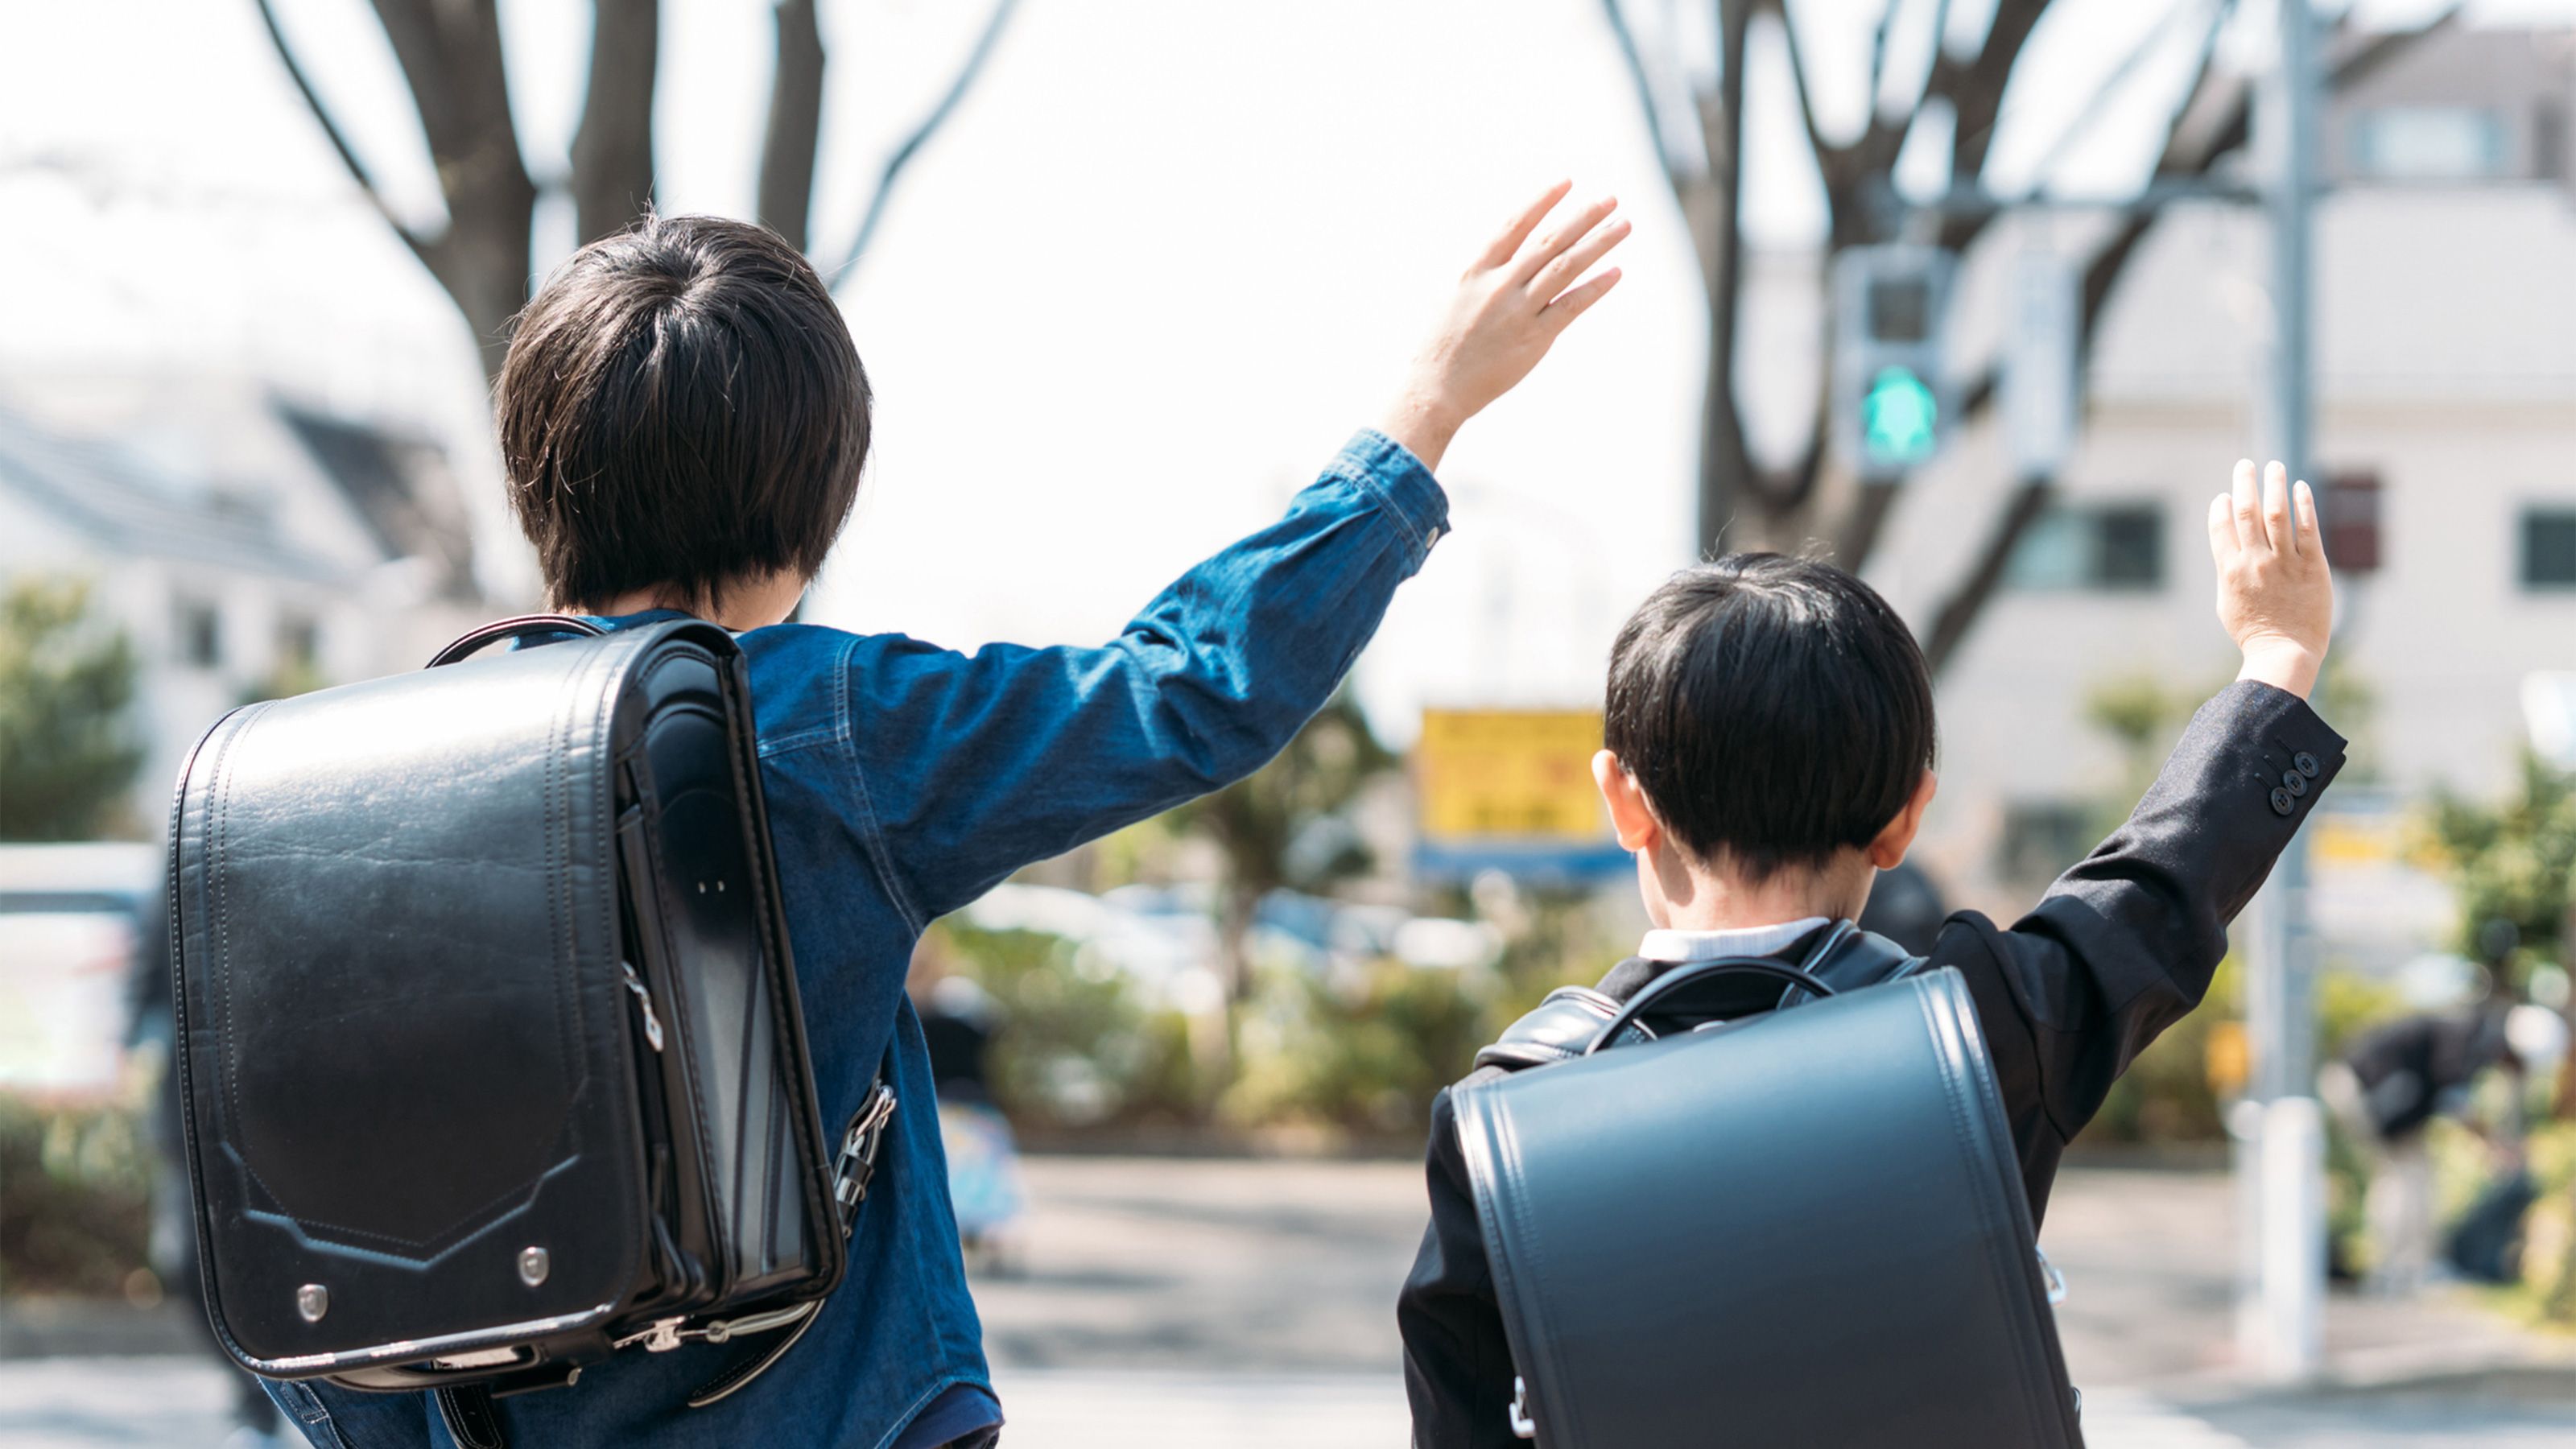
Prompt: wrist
<box><xmin>1376</xmin><ymin>390</ymin><xmax>1465</xmax><ymax>475</ymax></box>
<box><xmin>2236</xmin><ymin>638</ymin><xmax>2326</xmax><ymax>700</ymax></box>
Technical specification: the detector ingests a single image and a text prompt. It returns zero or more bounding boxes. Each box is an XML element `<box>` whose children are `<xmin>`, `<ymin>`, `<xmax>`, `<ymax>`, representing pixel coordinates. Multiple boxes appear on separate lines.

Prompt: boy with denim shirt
<box><xmin>264</xmin><ymin>188</ymin><xmax>1629</xmax><ymax>1449</ymax></box>
<box><xmin>1400</xmin><ymin>464</ymin><xmax>2343</xmax><ymax>1447</ymax></box>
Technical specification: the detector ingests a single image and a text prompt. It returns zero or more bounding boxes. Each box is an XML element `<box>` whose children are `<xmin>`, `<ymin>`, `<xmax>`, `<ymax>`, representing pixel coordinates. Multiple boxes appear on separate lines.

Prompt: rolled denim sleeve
<box><xmin>843</xmin><ymin>430</ymin><xmax>1447</xmax><ymax>926</ymax></box>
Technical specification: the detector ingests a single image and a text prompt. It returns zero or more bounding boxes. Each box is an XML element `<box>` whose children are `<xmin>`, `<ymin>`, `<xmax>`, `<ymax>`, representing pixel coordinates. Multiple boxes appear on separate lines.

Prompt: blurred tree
<box><xmin>1167</xmin><ymin>691</ymin><xmax>1399</xmax><ymax>1008</ymax></box>
<box><xmin>2425</xmin><ymin>753</ymin><xmax>2576</xmax><ymax>1115</ymax></box>
<box><xmin>1158</xmin><ymin>691</ymin><xmax>1399</xmax><ymax>1101</ymax></box>
<box><xmin>0</xmin><ymin>577</ymin><xmax>143</xmax><ymax>841</ymax></box>
<box><xmin>253</xmin><ymin>0</ymin><xmax>1022</xmax><ymax>384</ymax></box>
<box><xmin>1600</xmin><ymin>0</ymin><xmax>2458</xmax><ymax>673</ymax></box>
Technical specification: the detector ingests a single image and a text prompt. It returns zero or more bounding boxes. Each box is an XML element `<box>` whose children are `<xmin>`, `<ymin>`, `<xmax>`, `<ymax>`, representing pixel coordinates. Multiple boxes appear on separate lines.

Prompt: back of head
<box><xmin>1604</xmin><ymin>554</ymin><xmax>1936</xmax><ymax>882</ymax></box>
<box><xmin>497</xmin><ymin>214</ymin><xmax>869</xmax><ymax>613</ymax></box>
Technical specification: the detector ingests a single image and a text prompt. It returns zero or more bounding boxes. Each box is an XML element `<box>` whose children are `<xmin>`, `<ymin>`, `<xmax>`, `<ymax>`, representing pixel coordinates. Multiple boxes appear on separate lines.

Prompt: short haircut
<box><xmin>497</xmin><ymin>214</ymin><xmax>870</xmax><ymax>612</ymax></box>
<box><xmin>1604</xmin><ymin>555</ymin><xmax>1936</xmax><ymax>882</ymax></box>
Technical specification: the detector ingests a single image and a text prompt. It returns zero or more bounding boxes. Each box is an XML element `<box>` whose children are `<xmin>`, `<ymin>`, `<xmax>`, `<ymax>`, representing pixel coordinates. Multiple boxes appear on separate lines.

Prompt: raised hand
<box><xmin>2207</xmin><ymin>459</ymin><xmax>2335</xmax><ymax>699</ymax></box>
<box><xmin>1378</xmin><ymin>180</ymin><xmax>1630</xmax><ymax>471</ymax></box>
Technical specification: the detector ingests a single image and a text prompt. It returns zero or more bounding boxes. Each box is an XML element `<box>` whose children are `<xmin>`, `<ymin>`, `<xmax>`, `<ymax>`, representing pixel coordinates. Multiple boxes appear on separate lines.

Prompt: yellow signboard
<box><xmin>1417</xmin><ymin>709</ymin><xmax>1608</xmax><ymax>841</ymax></box>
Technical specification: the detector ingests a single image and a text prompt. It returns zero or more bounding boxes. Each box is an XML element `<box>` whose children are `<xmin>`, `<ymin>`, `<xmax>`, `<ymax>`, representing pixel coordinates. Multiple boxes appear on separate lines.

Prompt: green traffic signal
<box><xmin>1862</xmin><ymin>365</ymin><xmax>1940</xmax><ymax>469</ymax></box>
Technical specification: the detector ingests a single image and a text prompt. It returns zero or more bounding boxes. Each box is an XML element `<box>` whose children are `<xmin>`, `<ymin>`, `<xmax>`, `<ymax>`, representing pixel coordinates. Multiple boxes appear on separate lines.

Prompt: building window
<box><xmin>2323</xmin><ymin>473</ymin><xmax>2382</xmax><ymax>575</ymax></box>
<box><xmin>176</xmin><ymin>598</ymin><xmax>222</xmax><ymax>668</ymax></box>
<box><xmin>279</xmin><ymin>614</ymin><xmax>320</xmax><ymax>671</ymax></box>
<box><xmin>2000</xmin><ymin>802</ymin><xmax>2095</xmax><ymax>887</ymax></box>
<box><xmin>2523</xmin><ymin>510</ymin><xmax>2576</xmax><ymax>590</ymax></box>
<box><xmin>2350</xmin><ymin>106</ymin><xmax>2508</xmax><ymax>181</ymax></box>
<box><xmin>2007</xmin><ymin>502</ymin><xmax>2165</xmax><ymax>592</ymax></box>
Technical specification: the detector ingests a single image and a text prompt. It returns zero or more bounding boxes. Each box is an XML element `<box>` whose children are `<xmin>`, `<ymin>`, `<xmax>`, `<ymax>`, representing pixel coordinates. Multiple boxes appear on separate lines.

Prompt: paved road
<box><xmin>5</xmin><ymin>1159</ymin><xmax>2568</xmax><ymax>1447</ymax></box>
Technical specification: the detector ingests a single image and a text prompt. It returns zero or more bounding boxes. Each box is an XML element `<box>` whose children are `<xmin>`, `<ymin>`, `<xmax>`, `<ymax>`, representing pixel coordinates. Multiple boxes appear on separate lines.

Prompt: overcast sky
<box><xmin>2</xmin><ymin>0</ymin><xmax>2562</xmax><ymax>741</ymax></box>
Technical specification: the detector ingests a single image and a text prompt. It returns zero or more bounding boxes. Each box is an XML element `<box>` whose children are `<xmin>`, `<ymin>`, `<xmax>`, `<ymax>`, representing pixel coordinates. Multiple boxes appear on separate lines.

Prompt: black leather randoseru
<box><xmin>1452</xmin><ymin>926</ymin><xmax>2082</xmax><ymax>1448</ymax></box>
<box><xmin>168</xmin><ymin>617</ymin><xmax>878</xmax><ymax>1422</ymax></box>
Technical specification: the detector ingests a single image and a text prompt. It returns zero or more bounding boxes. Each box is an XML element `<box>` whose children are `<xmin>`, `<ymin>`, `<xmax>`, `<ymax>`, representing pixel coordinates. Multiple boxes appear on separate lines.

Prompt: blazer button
<box><xmin>2282</xmin><ymin>770</ymin><xmax>2309</xmax><ymax>799</ymax></box>
<box><xmin>2293</xmin><ymin>751</ymin><xmax>2321</xmax><ymax>778</ymax></box>
<box><xmin>2270</xmin><ymin>786</ymin><xmax>2296</xmax><ymax>816</ymax></box>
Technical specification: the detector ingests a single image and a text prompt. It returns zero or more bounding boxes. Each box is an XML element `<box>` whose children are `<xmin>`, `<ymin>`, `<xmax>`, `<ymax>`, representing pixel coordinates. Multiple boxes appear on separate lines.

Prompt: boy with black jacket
<box><xmin>1399</xmin><ymin>460</ymin><xmax>2342</xmax><ymax>1447</ymax></box>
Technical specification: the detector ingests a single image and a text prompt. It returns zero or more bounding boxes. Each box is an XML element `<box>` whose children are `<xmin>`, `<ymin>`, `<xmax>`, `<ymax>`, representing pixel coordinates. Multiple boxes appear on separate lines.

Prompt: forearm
<box><xmin>1106</xmin><ymin>428</ymin><xmax>1446</xmax><ymax>785</ymax></box>
<box><xmin>864</xmin><ymin>430</ymin><xmax>1447</xmax><ymax>919</ymax></box>
<box><xmin>2237</xmin><ymin>639</ymin><xmax>2325</xmax><ymax>700</ymax></box>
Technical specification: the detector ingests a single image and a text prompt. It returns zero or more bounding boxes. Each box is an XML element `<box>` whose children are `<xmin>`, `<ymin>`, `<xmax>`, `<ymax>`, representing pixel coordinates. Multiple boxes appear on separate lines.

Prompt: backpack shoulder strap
<box><xmin>1469</xmin><ymin>926</ymin><xmax>1928</xmax><ymax>1078</ymax></box>
<box><xmin>1471</xmin><ymin>971</ymin><xmax>1645</xmax><ymax>1074</ymax></box>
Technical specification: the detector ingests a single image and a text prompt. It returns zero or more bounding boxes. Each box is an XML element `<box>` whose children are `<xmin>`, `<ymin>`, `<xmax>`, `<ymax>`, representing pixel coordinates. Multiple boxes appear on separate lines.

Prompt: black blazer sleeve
<box><xmin>1401</xmin><ymin>1074</ymin><xmax>1521</xmax><ymax>1449</ymax></box>
<box><xmin>1933</xmin><ymin>678</ymin><xmax>2346</xmax><ymax>1222</ymax></box>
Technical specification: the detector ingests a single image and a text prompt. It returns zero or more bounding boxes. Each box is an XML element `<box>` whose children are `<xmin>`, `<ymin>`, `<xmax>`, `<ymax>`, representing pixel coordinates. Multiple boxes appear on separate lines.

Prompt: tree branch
<box><xmin>2017</xmin><ymin>0</ymin><xmax>2227</xmax><ymax>199</ymax></box>
<box><xmin>573</xmin><ymin>0</ymin><xmax>660</xmax><ymax>245</ymax></box>
<box><xmin>1868</xmin><ymin>0</ymin><xmax>1898</xmax><ymax>114</ymax></box>
<box><xmin>758</xmin><ymin>0</ymin><xmax>827</xmax><ymax>253</ymax></box>
<box><xmin>1597</xmin><ymin>0</ymin><xmax>1693</xmax><ymax>186</ymax></box>
<box><xmin>362</xmin><ymin>0</ymin><xmax>536</xmax><ymax>383</ymax></box>
<box><xmin>826</xmin><ymin>0</ymin><xmax>1025</xmax><ymax>287</ymax></box>
<box><xmin>1935</xmin><ymin>0</ymin><xmax>2046</xmax><ymax>186</ymax></box>
<box><xmin>1770</xmin><ymin>0</ymin><xmax>1842</xmax><ymax>172</ymax></box>
<box><xmin>1914</xmin><ymin>6</ymin><xmax>2465</xmax><ymax>668</ymax></box>
<box><xmin>252</xmin><ymin>0</ymin><xmax>441</xmax><ymax>274</ymax></box>
<box><xmin>1922</xmin><ymin>475</ymin><xmax>2050</xmax><ymax>675</ymax></box>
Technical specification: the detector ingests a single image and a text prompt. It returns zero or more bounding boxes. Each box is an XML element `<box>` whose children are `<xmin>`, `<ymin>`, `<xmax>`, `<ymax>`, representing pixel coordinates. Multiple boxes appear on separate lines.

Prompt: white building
<box><xmin>0</xmin><ymin>377</ymin><xmax>491</xmax><ymax>836</ymax></box>
<box><xmin>1863</xmin><ymin>27</ymin><xmax>2575</xmax><ymax>954</ymax></box>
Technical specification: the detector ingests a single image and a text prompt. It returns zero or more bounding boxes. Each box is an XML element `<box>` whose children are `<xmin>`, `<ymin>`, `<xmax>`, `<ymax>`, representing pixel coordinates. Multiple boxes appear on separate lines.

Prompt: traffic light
<box><xmin>1832</xmin><ymin>246</ymin><xmax>1955</xmax><ymax>481</ymax></box>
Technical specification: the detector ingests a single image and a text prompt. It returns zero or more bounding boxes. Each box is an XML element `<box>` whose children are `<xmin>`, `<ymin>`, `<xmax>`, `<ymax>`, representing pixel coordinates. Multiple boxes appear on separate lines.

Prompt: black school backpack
<box><xmin>167</xmin><ymin>616</ymin><xmax>891</xmax><ymax>1442</ymax></box>
<box><xmin>1452</xmin><ymin>921</ymin><xmax>2083</xmax><ymax>1448</ymax></box>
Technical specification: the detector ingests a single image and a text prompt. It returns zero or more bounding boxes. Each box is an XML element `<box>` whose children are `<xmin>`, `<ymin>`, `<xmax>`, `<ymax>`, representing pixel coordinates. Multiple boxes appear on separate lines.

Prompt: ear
<box><xmin>1593</xmin><ymin>749</ymin><xmax>1662</xmax><ymax>853</ymax></box>
<box><xmin>1864</xmin><ymin>770</ymin><xmax>1938</xmax><ymax>870</ymax></box>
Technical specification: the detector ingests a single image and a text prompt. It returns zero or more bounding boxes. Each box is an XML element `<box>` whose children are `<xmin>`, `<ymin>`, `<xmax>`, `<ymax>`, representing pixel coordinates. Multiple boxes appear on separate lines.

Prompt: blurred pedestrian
<box><xmin>2318</xmin><ymin>1000</ymin><xmax>2524</xmax><ymax>1295</ymax></box>
<box><xmin>910</xmin><ymin>939</ymin><xmax>1024</xmax><ymax>1266</ymax></box>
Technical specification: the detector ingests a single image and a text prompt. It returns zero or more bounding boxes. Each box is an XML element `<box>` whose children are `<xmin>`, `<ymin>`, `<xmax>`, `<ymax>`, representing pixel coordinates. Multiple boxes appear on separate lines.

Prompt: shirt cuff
<box><xmin>1325</xmin><ymin>427</ymin><xmax>1451</xmax><ymax>570</ymax></box>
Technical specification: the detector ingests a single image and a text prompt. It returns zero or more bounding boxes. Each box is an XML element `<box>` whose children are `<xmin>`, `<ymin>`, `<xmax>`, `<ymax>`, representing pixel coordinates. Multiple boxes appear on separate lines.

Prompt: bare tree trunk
<box><xmin>573</xmin><ymin>0</ymin><xmax>661</xmax><ymax>246</ymax></box>
<box><xmin>364</xmin><ymin>0</ymin><xmax>538</xmax><ymax>385</ymax></box>
<box><xmin>1690</xmin><ymin>2</ymin><xmax>1757</xmax><ymax>557</ymax></box>
<box><xmin>758</xmin><ymin>0</ymin><xmax>827</xmax><ymax>254</ymax></box>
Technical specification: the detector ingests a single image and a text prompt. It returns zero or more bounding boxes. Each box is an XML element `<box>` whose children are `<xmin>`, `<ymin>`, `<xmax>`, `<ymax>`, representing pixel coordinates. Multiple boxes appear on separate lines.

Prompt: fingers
<box><xmin>2207</xmin><ymin>492</ymin><xmax>2240</xmax><ymax>566</ymax></box>
<box><xmin>2293</xmin><ymin>478</ymin><xmax>2323</xmax><ymax>561</ymax></box>
<box><xmin>2232</xmin><ymin>458</ymin><xmax>2263</xmax><ymax>553</ymax></box>
<box><xmin>1540</xmin><ymin>266</ymin><xmax>1624</xmax><ymax>333</ymax></box>
<box><xmin>1509</xmin><ymin>195</ymin><xmax>1620</xmax><ymax>287</ymax></box>
<box><xmin>2261</xmin><ymin>461</ymin><xmax>2293</xmax><ymax>555</ymax></box>
<box><xmin>1529</xmin><ymin>214</ymin><xmax>1633</xmax><ymax>303</ymax></box>
<box><xmin>1479</xmin><ymin>180</ymin><xmax>1573</xmax><ymax>270</ymax></box>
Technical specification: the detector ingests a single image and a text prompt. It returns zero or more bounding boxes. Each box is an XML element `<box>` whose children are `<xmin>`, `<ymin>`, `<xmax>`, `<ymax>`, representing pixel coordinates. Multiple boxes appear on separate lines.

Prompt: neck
<box><xmin>1645</xmin><ymin>848</ymin><xmax>1872</xmax><ymax>933</ymax></box>
<box><xmin>594</xmin><ymin>584</ymin><xmax>781</xmax><ymax>634</ymax></box>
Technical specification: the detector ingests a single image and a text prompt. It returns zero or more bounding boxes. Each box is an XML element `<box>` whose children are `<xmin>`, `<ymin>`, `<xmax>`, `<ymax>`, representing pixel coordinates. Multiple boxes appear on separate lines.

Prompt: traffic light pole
<box><xmin>2238</xmin><ymin>0</ymin><xmax>2327</xmax><ymax>1381</ymax></box>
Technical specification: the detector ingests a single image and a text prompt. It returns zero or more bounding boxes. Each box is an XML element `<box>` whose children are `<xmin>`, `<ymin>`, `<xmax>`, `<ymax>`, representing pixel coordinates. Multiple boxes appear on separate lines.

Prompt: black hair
<box><xmin>1603</xmin><ymin>554</ymin><xmax>1936</xmax><ymax>881</ymax></box>
<box><xmin>497</xmin><ymin>213</ymin><xmax>870</xmax><ymax>613</ymax></box>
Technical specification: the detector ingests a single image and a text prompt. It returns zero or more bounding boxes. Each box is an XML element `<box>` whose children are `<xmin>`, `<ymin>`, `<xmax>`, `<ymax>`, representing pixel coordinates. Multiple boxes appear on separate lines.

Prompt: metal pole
<box><xmin>2240</xmin><ymin>0</ymin><xmax>2326</xmax><ymax>1381</ymax></box>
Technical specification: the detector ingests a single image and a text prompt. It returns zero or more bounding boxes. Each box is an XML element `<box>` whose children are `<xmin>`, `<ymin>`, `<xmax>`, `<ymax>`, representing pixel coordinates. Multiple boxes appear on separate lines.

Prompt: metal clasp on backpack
<box><xmin>1509</xmin><ymin>1376</ymin><xmax>1537</xmax><ymax>1439</ymax></box>
<box><xmin>625</xmin><ymin>1317</ymin><xmax>685</xmax><ymax>1353</ymax></box>
<box><xmin>2037</xmin><ymin>1245</ymin><xmax>2068</xmax><ymax>1307</ymax></box>
<box><xmin>833</xmin><ymin>1082</ymin><xmax>898</xmax><ymax>1224</ymax></box>
<box><xmin>619</xmin><ymin>960</ymin><xmax>665</xmax><ymax>1054</ymax></box>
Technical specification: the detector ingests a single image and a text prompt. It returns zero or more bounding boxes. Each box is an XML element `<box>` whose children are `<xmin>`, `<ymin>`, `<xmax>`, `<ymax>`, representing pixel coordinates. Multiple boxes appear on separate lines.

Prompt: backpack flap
<box><xmin>172</xmin><ymin>630</ymin><xmax>655</xmax><ymax>1377</ymax></box>
<box><xmin>1452</xmin><ymin>968</ymin><xmax>2079</xmax><ymax>1449</ymax></box>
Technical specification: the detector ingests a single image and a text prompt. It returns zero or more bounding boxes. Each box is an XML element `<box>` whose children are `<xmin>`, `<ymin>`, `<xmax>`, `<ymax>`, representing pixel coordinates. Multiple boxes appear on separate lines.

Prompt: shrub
<box><xmin>0</xmin><ymin>1094</ymin><xmax>154</xmax><ymax>1296</ymax></box>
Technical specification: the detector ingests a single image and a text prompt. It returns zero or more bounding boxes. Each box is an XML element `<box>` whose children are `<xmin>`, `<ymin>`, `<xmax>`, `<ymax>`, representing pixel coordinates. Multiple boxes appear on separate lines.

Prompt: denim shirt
<box><xmin>267</xmin><ymin>430</ymin><xmax>1446</xmax><ymax>1449</ymax></box>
